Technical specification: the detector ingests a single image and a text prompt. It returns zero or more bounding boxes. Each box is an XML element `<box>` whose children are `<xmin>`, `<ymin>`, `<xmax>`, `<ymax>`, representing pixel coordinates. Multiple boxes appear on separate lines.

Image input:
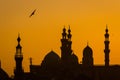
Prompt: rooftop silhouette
<box><xmin>1</xmin><ymin>26</ymin><xmax>120</xmax><ymax>80</ymax></box>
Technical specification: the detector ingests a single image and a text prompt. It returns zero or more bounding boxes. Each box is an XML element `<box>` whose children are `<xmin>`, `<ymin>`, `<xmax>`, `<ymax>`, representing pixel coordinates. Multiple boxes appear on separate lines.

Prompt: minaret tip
<box><xmin>18</xmin><ymin>33</ymin><xmax>20</xmax><ymax>37</ymax></box>
<box><xmin>68</xmin><ymin>25</ymin><xmax>70</xmax><ymax>29</ymax></box>
<box><xmin>17</xmin><ymin>33</ymin><xmax>21</xmax><ymax>42</ymax></box>
<box><xmin>87</xmin><ymin>41</ymin><xmax>89</xmax><ymax>46</ymax></box>
<box><xmin>105</xmin><ymin>24</ymin><xmax>108</xmax><ymax>33</ymax></box>
<box><xmin>64</xmin><ymin>25</ymin><xmax>65</xmax><ymax>28</ymax></box>
<box><xmin>106</xmin><ymin>24</ymin><xmax>108</xmax><ymax>29</ymax></box>
<box><xmin>63</xmin><ymin>25</ymin><xmax>66</xmax><ymax>31</ymax></box>
<box><xmin>68</xmin><ymin>25</ymin><xmax>71</xmax><ymax>33</ymax></box>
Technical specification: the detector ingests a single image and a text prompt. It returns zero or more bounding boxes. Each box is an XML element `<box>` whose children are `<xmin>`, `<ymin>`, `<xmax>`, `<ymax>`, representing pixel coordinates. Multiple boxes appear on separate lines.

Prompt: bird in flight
<box><xmin>29</xmin><ymin>9</ymin><xmax>36</xmax><ymax>18</ymax></box>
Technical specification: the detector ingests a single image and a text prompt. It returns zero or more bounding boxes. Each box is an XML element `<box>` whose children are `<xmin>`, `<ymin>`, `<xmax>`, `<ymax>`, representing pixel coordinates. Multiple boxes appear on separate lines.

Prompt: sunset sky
<box><xmin>0</xmin><ymin>0</ymin><xmax>120</xmax><ymax>76</ymax></box>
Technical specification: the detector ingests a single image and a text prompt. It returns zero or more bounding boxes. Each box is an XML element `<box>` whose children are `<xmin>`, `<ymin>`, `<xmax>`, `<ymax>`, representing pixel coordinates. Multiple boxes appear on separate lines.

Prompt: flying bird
<box><xmin>29</xmin><ymin>9</ymin><xmax>36</xmax><ymax>18</ymax></box>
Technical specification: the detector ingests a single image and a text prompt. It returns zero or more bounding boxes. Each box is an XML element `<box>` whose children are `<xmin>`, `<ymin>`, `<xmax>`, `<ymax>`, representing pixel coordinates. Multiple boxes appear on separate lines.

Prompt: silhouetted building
<box><xmin>82</xmin><ymin>44</ymin><xmax>93</xmax><ymax>67</ymax></box>
<box><xmin>104</xmin><ymin>26</ymin><xmax>110</xmax><ymax>67</ymax></box>
<box><xmin>1</xmin><ymin>25</ymin><xmax>120</xmax><ymax>80</ymax></box>
<box><xmin>14</xmin><ymin>34</ymin><xmax>24</xmax><ymax>80</ymax></box>
<box><xmin>0</xmin><ymin>65</ymin><xmax>9</xmax><ymax>80</ymax></box>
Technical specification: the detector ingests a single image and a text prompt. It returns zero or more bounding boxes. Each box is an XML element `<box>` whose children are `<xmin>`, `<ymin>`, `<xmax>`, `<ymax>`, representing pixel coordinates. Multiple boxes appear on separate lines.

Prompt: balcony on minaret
<box><xmin>15</xmin><ymin>54</ymin><xmax>23</xmax><ymax>58</ymax></box>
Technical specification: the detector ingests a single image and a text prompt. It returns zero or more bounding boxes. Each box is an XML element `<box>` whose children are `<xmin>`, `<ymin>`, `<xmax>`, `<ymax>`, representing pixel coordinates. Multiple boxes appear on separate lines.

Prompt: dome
<box><xmin>71</xmin><ymin>53</ymin><xmax>79</xmax><ymax>64</ymax></box>
<box><xmin>82</xmin><ymin>45</ymin><xmax>94</xmax><ymax>66</ymax></box>
<box><xmin>72</xmin><ymin>53</ymin><xmax>78</xmax><ymax>60</ymax></box>
<box><xmin>41</xmin><ymin>51</ymin><xmax>60</xmax><ymax>67</ymax></box>
<box><xmin>0</xmin><ymin>68</ymin><xmax>9</xmax><ymax>80</ymax></box>
<box><xmin>83</xmin><ymin>45</ymin><xmax>93</xmax><ymax>56</ymax></box>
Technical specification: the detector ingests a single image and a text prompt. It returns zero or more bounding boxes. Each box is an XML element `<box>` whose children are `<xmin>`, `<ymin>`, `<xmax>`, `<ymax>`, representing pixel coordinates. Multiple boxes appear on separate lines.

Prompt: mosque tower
<box><xmin>67</xmin><ymin>26</ymin><xmax>72</xmax><ymax>56</ymax></box>
<box><xmin>60</xmin><ymin>26</ymin><xmax>73</xmax><ymax>63</ymax></box>
<box><xmin>104</xmin><ymin>26</ymin><xmax>110</xmax><ymax>67</ymax></box>
<box><xmin>14</xmin><ymin>34</ymin><xmax>24</xmax><ymax>80</ymax></box>
<box><xmin>61</xmin><ymin>26</ymin><xmax>68</xmax><ymax>60</ymax></box>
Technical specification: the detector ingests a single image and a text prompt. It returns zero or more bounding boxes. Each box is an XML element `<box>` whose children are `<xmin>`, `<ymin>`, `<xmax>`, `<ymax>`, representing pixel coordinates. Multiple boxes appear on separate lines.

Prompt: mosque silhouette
<box><xmin>1</xmin><ymin>26</ymin><xmax>120</xmax><ymax>80</ymax></box>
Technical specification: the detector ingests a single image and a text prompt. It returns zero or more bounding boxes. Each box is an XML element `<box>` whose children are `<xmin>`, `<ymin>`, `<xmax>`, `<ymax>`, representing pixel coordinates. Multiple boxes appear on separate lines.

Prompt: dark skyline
<box><xmin>1</xmin><ymin>27</ymin><xmax>120</xmax><ymax>80</ymax></box>
<box><xmin>1</xmin><ymin>0</ymin><xmax>120</xmax><ymax>76</ymax></box>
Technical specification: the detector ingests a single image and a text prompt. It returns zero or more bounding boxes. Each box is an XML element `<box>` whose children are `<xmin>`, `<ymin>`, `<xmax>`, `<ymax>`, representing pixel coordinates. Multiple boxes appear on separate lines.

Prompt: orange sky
<box><xmin>0</xmin><ymin>0</ymin><xmax>120</xmax><ymax>76</ymax></box>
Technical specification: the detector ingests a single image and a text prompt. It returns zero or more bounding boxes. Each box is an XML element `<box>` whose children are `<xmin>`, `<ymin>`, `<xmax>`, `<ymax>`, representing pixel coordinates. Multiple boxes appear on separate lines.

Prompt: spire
<box><xmin>17</xmin><ymin>33</ymin><xmax>21</xmax><ymax>43</ymax></box>
<box><xmin>105</xmin><ymin>25</ymin><xmax>109</xmax><ymax>41</ymax></box>
<box><xmin>105</xmin><ymin>24</ymin><xmax>108</xmax><ymax>33</ymax></box>
<box><xmin>16</xmin><ymin>34</ymin><xmax>22</xmax><ymax>49</ymax></box>
<box><xmin>87</xmin><ymin>41</ymin><xmax>89</xmax><ymax>46</ymax></box>
<box><xmin>68</xmin><ymin>25</ymin><xmax>72</xmax><ymax>40</ymax></box>
<box><xmin>16</xmin><ymin>34</ymin><xmax>22</xmax><ymax>57</ymax></box>
<box><xmin>106</xmin><ymin>24</ymin><xmax>108</xmax><ymax>29</ymax></box>
<box><xmin>62</xmin><ymin>26</ymin><xmax>67</xmax><ymax>39</ymax></box>
<box><xmin>14</xmin><ymin>34</ymin><xmax>24</xmax><ymax>80</ymax></box>
<box><xmin>68</xmin><ymin>25</ymin><xmax>71</xmax><ymax>33</ymax></box>
<box><xmin>104</xmin><ymin>25</ymin><xmax>110</xmax><ymax>67</ymax></box>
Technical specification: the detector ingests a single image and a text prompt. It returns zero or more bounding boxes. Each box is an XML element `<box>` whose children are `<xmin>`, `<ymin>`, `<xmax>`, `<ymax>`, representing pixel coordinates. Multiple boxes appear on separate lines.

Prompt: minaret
<box><xmin>61</xmin><ymin>26</ymin><xmax>68</xmax><ymax>60</ymax></box>
<box><xmin>104</xmin><ymin>25</ymin><xmax>110</xmax><ymax>67</ymax></box>
<box><xmin>60</xmin><ymin>26</ymin><xmax>74</xmax><ymax>65</ymax></box>
<box><xmin>14</xmin><ymin>34</ymin><xmax>24</xmax><ymax>80</ymax></box>
<box><xmin>67</xmin><ymin>25</ymin><xmax>72</xmax><ymax>55</ymax></box>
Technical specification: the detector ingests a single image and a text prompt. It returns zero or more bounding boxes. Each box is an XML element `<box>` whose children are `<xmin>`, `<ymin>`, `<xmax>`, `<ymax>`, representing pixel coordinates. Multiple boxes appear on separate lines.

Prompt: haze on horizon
<box><xmin>0</xmin><ymin>0</ymin><xmax>120</xmax><ymax>76</ymax></box>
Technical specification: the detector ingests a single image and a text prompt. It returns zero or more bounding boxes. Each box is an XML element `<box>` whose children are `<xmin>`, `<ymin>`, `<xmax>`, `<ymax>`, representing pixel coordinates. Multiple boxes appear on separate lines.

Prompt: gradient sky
<box><xmin>0</xmin><ymin>0</ymin><xmax>120</xmax><ymax>76</ymax></box>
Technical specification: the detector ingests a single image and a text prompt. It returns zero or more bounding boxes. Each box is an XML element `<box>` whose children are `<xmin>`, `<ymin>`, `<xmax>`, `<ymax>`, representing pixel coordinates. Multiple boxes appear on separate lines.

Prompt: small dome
<box><xmin>72</xmin><ymin>53</ymin><xmax>78</xmax><ymax>59</ymax></box>
<box><xmin>83</xmin><ymin>45</ymin><xmax>93</xmax><ymax>56</ymax></box>
<box><xmin>0</xmin><ymin>68</ymin><xmax>9</xmax><ymax>80</ymax></box>
<box><xmin>71</xmin><ymin>53</ymin><xmax>78</xmax><ymax>64</ymax></box>
<box><xmin>41</xmin><ymin>51</ymin><xmax>60</xmax><ymax>67</ymax></box>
